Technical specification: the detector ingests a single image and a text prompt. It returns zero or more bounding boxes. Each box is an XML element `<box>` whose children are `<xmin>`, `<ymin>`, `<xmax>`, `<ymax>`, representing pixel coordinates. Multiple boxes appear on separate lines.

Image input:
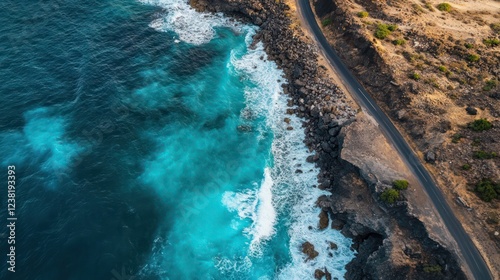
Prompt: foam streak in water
<box><xmin>250</xmin><ymin>168</ymin><xmax>276</xmax><ymax>252</ymax></box>
<box><xmin>223</xmin><ymin>168</ymin><xmax>277</xmax><ymax>255</ymax></box>
<box><xmin>139</xmin><ymin>0</ymin><xmax>243</xmax><ymax>45</ymax></box>
<box><xmin>230</xmin><ymin>32</ymin><xmax>356</xmax><ymax>279</ymax></box>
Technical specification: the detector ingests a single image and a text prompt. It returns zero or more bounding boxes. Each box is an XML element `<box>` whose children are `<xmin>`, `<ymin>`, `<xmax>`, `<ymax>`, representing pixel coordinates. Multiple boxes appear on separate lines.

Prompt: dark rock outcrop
<box><xmin>302</xmin><ymin>241</ymin><xmax>319</xmax><ymax>261</ymax></box>
<box><xmin>318</xmin><ymin>210</ymin><xmax>329</xmax><ymax>230</ymax></box>
<box><xmin>314</xmin><ymin>269</ymin><xmax>325</xmax><ymax>280</ymax></box>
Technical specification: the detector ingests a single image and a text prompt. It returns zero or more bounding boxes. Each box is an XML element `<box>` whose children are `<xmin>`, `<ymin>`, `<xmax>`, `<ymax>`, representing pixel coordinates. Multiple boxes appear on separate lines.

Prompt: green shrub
<box><xmin>475</xmin><ymin>179</ymin><xmax>500</xmax><ymax>202</ymax></box>
<box><xmin>438</xmin><ymin>65</ymin><xmax>448</xmax><ymax>72</ymax></box>
<box><xmin>484</xmin><ymin>79</ymin><xmax>497</xmax><ymax>91</ymax></box>
<box><xmin>393</xmin><ymin>180</ymin><xmax>409</xmax><ymax>190</ymax></box>
<box><xmin>468</xmin><ymin>118</ymin><xmax>492</xmax><ymax>131</ymax></box>
<box><xmin>375</xmin><ymin>24</ymin><xmax>391</xmax><ymax>39</ymax></box>
<box><xmin>483</xmin><ymin>38</ymin><xmax>500</xmax><ymax>47</ymax></box>
<box><xmin>357</xmin><ymin>11</ymin><xmax>369</xmax><ymax>18</ymax></box>
<box><xmin>403</xmin><ymin>51</ymin><xmax>424</xmax><ymax>62</ymax></box>
<box><xmin>437</xmin><ymin>2</ymin><xmax>452</xmax><ymax>12</ymax></box>
<box><xmin>392</xmin><ymin>39</ymin><xmax>406</xmax><ymax>45</ymax></box>
<box><xmin>381</xmin><ymin>189</ymin><xmax>400</xmax><ymax>204</ymax></box>
<box><xmin>473</xmin><ymin>150</ymin><xmax>497</xmax><ymax>159</ymax></box>
<box><xmin>451</xmin><ymin>133</ymin><xmax>462</xmax><ymax>143</ymax></box>
<box><xmin>423</xmin><ymin>265</ymin><xmax>442</xmax><ymax>273</ymax></box>
<box><xmin>467</xmin><ymin>54</ymin><xmax>480</xmax><ymax>62</ymax></box>
<box><xmin>464</xmin><ymin>43</ymin><xmax>474</xmax><ymax>49</ymax></box>
<box><xmin>409</xmin><ymin>72</ymin><xmax>421</xmax><ymax>80</ymax></box>
<box><xmin>387</xmin><ymin>24</ymin><xmax>398</xmax><ymax>32</ymax></box>
<box><xmin>322</xmin><ymin>18</ymin><xmax>333</xmax><ymax>27</ymax></box>
<box><xmin>491</xmin><ymin>23</ymin><xmax>500</xmax><ymax>34</ymax></box>
<box><xmin>461</xmin><ymin>164</ymin><xmax>471</xmax><ymax>170</ymax></box>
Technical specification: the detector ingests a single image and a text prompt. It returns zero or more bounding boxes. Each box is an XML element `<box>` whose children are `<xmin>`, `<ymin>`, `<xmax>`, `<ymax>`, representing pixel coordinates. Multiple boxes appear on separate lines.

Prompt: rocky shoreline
<box><xmin>189</xmin><ymin>0</ymin><xmax>467</xmax><ymax>278</ymax></box>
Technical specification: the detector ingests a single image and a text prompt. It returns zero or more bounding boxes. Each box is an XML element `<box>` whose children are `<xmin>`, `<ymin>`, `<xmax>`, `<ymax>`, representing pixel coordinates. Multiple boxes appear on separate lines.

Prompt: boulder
<box><xmin>302</xmin><ymin>241</ymin><xmax>319</xmax><ymax>260</ymax></box>
<box><xmin>396</xmin><ymin>109</ymin><xmax>407</xmax><ymax>121</ymax></box>
<box><xmin>466</xmin><ymin>106</ymin><xmax>477</xmax><ymax>115</ymax></box>
<box><xmin>325</xmin><ymin>268</ymin><xmax>332</xmax><ymax>280</ymax></box>
<box><xmin>425</xmin><ymin>151</ymin><xmax>436</xmax><ymax>163</ymax></box>
<box><xmin>328</xmin><ymin>127</ymin><xmax>340</xmax><ymax>136</ymax></box>
<box><xmin>314</xmin><ymin>269</ymin><xmax>325</xmax><ymax>280</ymax></box>
<box><xmin>319</xmin><ymin>210</ymin><xmax>329</xmax><ymax>230</ymax></box>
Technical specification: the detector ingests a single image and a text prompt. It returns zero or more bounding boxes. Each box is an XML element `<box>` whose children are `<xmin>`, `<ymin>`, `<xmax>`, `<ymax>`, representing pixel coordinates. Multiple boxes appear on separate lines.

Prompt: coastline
<box><xmin>188</xmin><ymin>0</ymin><xmax>468</xmax><ymax>279</ymax></box>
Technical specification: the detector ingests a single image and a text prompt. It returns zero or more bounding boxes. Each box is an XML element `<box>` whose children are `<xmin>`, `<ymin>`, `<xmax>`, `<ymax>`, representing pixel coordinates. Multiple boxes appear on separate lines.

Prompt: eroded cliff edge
<box><xmin>188</xmin><ymin>0</ymin><xmax>467</xmax><ymax>278</ymax></box>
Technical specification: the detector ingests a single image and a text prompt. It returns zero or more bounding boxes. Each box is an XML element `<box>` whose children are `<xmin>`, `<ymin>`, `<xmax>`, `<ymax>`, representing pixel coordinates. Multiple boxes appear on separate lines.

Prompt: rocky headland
<box><xmin>189</xmin><ymin>0</ymin><xmax>469</xmax><ymax>278</ymax></box>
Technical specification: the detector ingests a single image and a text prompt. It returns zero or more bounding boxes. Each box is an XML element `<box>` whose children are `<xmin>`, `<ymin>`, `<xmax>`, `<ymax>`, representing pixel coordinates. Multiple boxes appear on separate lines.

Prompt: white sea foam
<box><xmin>139</xmin><ymin>0</ymin><xmax>243</xmax><ymax>45</ymax></box>
<box><xmin>222</xmin><ymin>168</ymin><xmax>277</xmax><ymax>255</ymax></box>
<box><xmin>222</xmin><ymin>189</ymin><xmax>257</xmax><ymax>221</ymax></box>
<box><xmin>250</xmin><ymin>168</ymin><xmax>277</xmax><ymax>251</ymax></box>
<box><xmin>215</xmin><ymin>255</ymin><xmax>253</xmax><ymax>274</ymax></box>
<box><xmin>228</xmin><ymin>31</ymin><xmax>356</xmax><ymax>279</ymax></box>
<box><xmin>221</xmin><ymin>31</ymin><xmax>282</xmax><ymax>255</ymax></box>
<box><xmin>137</xmin><ymin>1</ymin><xmax>356</xmax><ymax>278</ymax></box>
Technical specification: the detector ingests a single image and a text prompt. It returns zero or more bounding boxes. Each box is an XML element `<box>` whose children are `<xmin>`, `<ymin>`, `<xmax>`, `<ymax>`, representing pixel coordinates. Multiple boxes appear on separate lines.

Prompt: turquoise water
<box><xmin>0</xmin><ymin>0</ymin><xmax>355</xmax><ymax>279</ymax></box>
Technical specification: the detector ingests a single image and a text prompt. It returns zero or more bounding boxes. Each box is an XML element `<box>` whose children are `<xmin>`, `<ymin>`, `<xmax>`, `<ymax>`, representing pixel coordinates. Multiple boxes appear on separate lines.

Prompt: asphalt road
<box><xmin>296</xmin><ymin>0</ymin><xmax>493</xmax><ymax>279</ymax></box>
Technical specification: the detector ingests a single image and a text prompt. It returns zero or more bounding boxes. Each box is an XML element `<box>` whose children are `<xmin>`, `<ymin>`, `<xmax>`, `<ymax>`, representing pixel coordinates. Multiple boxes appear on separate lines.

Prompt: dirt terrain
<box><xmin>314</xmin><ymin>0</ymin><xmax>500</xmax><ymax>276</ymax></box>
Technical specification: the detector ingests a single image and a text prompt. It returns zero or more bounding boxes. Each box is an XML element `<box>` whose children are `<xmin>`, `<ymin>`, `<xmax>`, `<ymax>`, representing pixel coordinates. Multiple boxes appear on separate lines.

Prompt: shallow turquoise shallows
<box><xmin>0</xmin><ymin>0</ymin><xmax>355</xmax><ymax>279</ymax></box>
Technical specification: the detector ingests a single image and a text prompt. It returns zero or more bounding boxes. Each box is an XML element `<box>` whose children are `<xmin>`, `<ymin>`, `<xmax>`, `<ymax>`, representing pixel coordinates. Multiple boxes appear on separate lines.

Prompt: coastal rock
<box><xmin>314</xmin><ymin>269</ymin><xmax>325</xmax><ymax>280</ymax></box>
<box><xmin>325</xmin><ymin>268</ymin><xmax>332</xmax><ymax>280</ymax></box>
<box><xmin>301</xmin><ymin>241</ymin><xmax>319</xmax><ymax>261</ymax></box>
<box><xmin>316</xmin><ymin>195</ymin><xmax>333</xmax><ymax>208</ymax></box>
<box><xmin>306</xmin><ymin>155</ymin><xmax>315</xmax><ymax>163</ymax></box>
<box><xmin>318</xmin><ymin>210</ymin><xmax>329</xmax><ymax>230</ymax></box>
<box><xmin>331</xmin><ymin>218</ymin><xmax>345</xmax><ymax>230</ymax></box>
<box><xmin>328</xmin><ymin>127</ymin><xmax>340</xmax><ymax>136</ymax></box>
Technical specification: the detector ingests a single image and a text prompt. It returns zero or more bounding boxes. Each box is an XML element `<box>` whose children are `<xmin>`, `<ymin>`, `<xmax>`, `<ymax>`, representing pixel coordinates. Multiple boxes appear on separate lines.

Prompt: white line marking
<box><xmin>416</xmin><ymin>167</ymin><xmax>428</xmax><ymax>183</ymax></box>
<box><xmin>357</xmin><ymin>88</ymin><xmax>377</xmax><ymax>110</ymax></box>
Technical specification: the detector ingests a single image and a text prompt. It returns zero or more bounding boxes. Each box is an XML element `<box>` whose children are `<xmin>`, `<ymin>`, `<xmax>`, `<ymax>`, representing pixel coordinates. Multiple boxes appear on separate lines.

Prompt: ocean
<box><xmin>0</xmin><ymin>0</ymin><xmax>355</xmax><ymax>279</ymax></box>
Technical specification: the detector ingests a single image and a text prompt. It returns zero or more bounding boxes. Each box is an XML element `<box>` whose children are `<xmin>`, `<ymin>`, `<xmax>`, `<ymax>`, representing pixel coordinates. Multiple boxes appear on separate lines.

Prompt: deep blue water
<box><xmin>0</xmin><ymin>0</ymin><xmax>355</xmax><ymax>279</ymax></box>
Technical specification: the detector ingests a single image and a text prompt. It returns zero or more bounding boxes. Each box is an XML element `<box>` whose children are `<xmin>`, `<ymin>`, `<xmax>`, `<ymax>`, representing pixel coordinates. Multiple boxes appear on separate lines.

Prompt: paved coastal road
<box><xmin>296</xmin><ymin>0</ymin><xmax>493</xmax><ymax>279</ymax></box>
